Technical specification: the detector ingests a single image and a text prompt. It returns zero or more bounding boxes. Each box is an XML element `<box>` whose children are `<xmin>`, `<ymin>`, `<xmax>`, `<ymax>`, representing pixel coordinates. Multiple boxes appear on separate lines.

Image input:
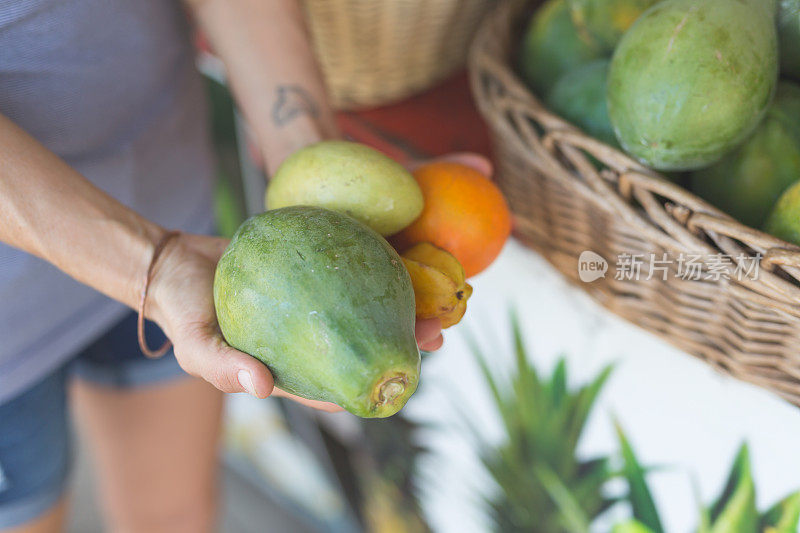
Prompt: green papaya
<box><xmin>266</xmin><ymin>141</ymin><xmax>423</xmax><ymax>236</ymax></box>
<box><xmin>213</xmin><ymin>206</ymin><xmax>420</xmax><ymax>418</ymax></box>
<box><xmin>779</xmin><ymin>0</ymin><xmax>800</xmax><ymax>80</ymax></box>
<box><xmin>546</xmin><ymin>59</ymin><xmax>619</xmax><ymax>147</ymax></box>
<box><xmin>567</xmin><ymin>0</ymin><xmax>662</xmax><ymax>51</ymax></box>
<box><xmin>518</xmin><ymin>0</ymin><xmax>605</xmax><ymax>97</ymax></box>
<box><xmin>607</xmin><ymin>0</ymin><xmax>779</xmax><ymax>171</ymax></box>
<box><xmin>691</xmin><ymin>82</ymin><xmax>800</xmax><ymax>228</ymax></box>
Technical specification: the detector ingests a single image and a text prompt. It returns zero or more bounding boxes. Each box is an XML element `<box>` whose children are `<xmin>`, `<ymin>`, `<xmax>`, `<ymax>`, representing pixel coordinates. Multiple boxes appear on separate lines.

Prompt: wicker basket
<box><xmin>469</xmin><ymin>0</ymin><xmax>800</xmax><ymax>406</ymax></box>
<box><xmin>302</xmin><ymin>0</ymin><xmax>495</xmax><ymax>109</ymax></box>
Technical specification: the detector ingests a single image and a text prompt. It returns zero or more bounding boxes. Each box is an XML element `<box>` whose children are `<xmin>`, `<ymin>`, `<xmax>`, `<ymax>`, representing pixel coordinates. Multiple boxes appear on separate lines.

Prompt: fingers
<box><xmin>419</xmin><ymin>333</ymin><xmax>444</xmax><ymax>352</ymax></box>
<box><xmin>415</xmin><ymin>317</ymin><xmax>443</xmax><ymax>351</ymax></box>
<box><xmin>173</xmin><ymin>326</ymin><xmax>275</xmax><ymax>398</ymax></box>
<box><xmin>174</xmin><ymin>324</ymin><xmax>343</xmax><ymax>411</ymax></box>
<box><xmin>271</xmin><ymin>388</ymin><xmax>344</xmax><ymax>412</ymax></box>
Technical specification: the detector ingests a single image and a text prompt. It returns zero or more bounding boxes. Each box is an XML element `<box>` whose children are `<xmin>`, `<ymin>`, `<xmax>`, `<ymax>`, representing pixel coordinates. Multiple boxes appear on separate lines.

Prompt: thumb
<box><xmin>174</xmin><ymin>327</ymin><xmax>275</xmax><ymax>398</ymax></box>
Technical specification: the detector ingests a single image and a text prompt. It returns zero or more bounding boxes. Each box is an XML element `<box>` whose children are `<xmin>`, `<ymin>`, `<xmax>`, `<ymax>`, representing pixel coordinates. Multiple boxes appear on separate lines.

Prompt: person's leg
<box><xmin>68</xmin><ymin>313</ymin><xmax>224</xmax><ymax>533</ymax></box>
<box><xmin>0</xmin><ymin>368</ymin><xmax>72</xmax><ymax>533</ymax></box>
<box><xmin>2</xmin><ymin>500</ymin><xmax>67</xmax><ymax>533</ymax></box>
<box><xmin>70</xmin><ymin>376</ymin><xmax>223</xmax><ymax>533</ymax></box>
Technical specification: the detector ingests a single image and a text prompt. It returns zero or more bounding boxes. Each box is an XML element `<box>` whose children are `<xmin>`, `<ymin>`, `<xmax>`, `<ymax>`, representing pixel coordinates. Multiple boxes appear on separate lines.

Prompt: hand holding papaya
<box><xmin>146</xmin><ymin>231</ymin><xmax>444</xmax><ymax>410</ymax></box>
<box><xmin>151</xmin><ymin>144</ymin><xmax>504</xmax><ymax>417</ymax></box>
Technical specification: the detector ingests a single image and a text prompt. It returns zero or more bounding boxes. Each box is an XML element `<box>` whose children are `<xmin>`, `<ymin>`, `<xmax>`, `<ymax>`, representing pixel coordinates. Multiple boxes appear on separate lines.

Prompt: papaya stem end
<box><xmin>378</xmin><ymin>378</ymin><xmax>406</xmax><ymax>404</ymax></box>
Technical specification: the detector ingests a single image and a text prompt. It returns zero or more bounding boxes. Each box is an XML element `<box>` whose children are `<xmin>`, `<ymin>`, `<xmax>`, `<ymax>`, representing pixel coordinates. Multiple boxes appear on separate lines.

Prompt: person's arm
<box><xmin>0</xmin><ymin>114</ymin><xmax>284</xmax><ymax>400</ymax></box>
<box><xmin>0</xmin><ymin>114</ymin><xmax>440</xmax><ymax>404</ymax></box>
<box><xmin>187</xmin><ymin>0</ymin><xmax>340</xmax><ymax>174</ymax></box>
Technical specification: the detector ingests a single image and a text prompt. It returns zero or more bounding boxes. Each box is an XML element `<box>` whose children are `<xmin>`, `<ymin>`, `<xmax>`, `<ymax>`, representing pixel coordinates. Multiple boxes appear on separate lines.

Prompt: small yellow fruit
<box><xmin>400</xmin><ymin>243</ymin><xmax>472</xmax><ymax>328</ymax></box>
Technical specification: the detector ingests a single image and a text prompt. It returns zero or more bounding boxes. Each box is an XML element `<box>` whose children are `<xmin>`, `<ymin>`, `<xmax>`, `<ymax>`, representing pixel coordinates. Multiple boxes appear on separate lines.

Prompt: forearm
<box><xmin>0</xmin><ymin>114</ymin><xmax>164</xmax><ymax>313</ymax></box>
<box><xmin>189</xmin><ymin>0</ymin><xmax>340</xmax><ymax>173</ymax></box>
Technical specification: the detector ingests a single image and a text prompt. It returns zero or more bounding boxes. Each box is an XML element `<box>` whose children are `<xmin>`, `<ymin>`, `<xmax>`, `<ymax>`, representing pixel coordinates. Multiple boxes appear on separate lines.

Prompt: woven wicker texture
<box><xmin>303</xmin><ymin>0</ymin><xmax>495</xmax><ymax>109</ymax></box>
<box><xmin>469</xmin><ymin>0</ymin><xmax>800</xmax><ymax>406</ymax></box>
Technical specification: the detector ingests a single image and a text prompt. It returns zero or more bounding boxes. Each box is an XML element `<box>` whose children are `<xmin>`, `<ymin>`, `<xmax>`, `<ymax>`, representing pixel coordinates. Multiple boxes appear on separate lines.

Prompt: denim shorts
<box><xmin>0</xmin><ymin>313</ymin><xmax>186</xmax><ymax>529</ymax></box>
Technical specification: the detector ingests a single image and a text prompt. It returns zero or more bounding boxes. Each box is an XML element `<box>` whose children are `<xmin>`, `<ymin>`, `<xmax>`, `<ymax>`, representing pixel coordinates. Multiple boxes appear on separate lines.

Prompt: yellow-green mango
<box><xmin>607</xmin><ymin>0</ymin><xmax>779</xmax><ymax>171</ymax></box>
<box><xmin>546</xmin><ymin>59</ymin><xmax>619</xmax><ymax>147</ymax></box>
<box><xmin>266</xmin><ymin>141</ymin><xmax>423</xmax><ymax>236</ymax></box>
<box><xmin>518</xmin><ymin>0</ymin><xmax>605</xmax><ymax>97</ymax></box>
<box><xmin>765</xmin><ymin>180</ymin><xmax>800</xmax><ymax>245</ymax></box>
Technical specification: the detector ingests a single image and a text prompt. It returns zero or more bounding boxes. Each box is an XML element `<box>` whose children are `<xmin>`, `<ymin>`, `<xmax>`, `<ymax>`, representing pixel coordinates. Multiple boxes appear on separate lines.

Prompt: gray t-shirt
<box><xmin>0</xmin><ymin>0</ymin><xmax>215</xmax><ymax>401</ymax></box>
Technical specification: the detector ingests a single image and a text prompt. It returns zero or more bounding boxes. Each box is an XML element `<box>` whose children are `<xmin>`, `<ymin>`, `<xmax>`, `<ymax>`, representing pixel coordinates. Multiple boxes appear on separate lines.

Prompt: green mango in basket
<box><xmin>607</xmin><ymin>0</ymin><xmax>779</xmax><ymax>171</ymax></box>
<box><xmin>213</xmin><ymin>206</ymin><xmax>420</xmax><ymax>418</ymax></box>
<box><xmin>567</xmin><ymin>0</ymin><xmax>662</xmax><ymax>51</ymax></box>
<box><xmin>779</xmin><ymin>0</ymin><xmax>800</xmax><ymax>81</ymax></box>
<box><xmin>691</xmin><ymin>82</ymin><xmax>800</xmax><ymax>228</ymax></box>
<box><xmin>765</xmin><ymin>180</ymin><xmax>800</xmax><ymax>245</ymax></box>
<box><xmin>546</xmin><ymin>59</ymin><xmax>618</xmax><ymax>148</ymax></box>
<box><xmin>518</xmin><ymin>0</ymin><xmax>605</xmax><ymax>98</ymax></box>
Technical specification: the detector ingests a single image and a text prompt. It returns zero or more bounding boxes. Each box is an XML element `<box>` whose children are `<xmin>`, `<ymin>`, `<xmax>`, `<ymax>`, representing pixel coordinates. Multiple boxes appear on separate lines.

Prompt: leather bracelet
<box><xmin>137</xmin><ymin>230</ymin><xmax>181</xmax><ymax>358</ymax></box>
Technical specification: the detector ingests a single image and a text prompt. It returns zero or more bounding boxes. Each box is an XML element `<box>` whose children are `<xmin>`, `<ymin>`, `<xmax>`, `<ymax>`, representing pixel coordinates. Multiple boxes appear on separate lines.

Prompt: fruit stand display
<box><xmin>469</xmin><ymin>0</ymin><xmax>800</xmax><ymax>406</ymax></box>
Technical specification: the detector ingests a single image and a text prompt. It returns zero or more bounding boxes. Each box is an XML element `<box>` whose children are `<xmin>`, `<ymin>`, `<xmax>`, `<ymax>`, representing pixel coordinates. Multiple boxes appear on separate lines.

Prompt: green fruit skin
<box><xmin>567</xmin><ymin>0</ymin><xmax>662</xmax><ymax>51</ymax></box>
<box><xmin>546</xmin><ymin>59</ymin><xmax>619</xmax><ymax>147</ymax></box>
<box><xmin>766</xmin><ymin>181</ymin><xmax>800</xmax><ymax>245</ymax></box>
<box><xmin>607</xmin><ymin>0</ymin><xmax>779</xmax><ymax>171</ymax></box>
<box><xmin>779</xmin><ymin>0</ymin><xmax>800</xmax><ymax>80</ymax></box>
<box><xmin>692</xmin><ymin>82</ymin><xmax>800</xmax><ymax>228</ymax></box>
<box><xmin>213</xmin><ymin>206</ymin><xmax>421</xmax><ymax>418</ymax></box>
<box><xmin>266</xmin><ymin>141</ymin><xmax>423</xmax><ymax>236</ymax></box>
<box><xmin>518</xmin><ymin>0</ymin><xmax>605</xmax><ymax>97</ymax></box>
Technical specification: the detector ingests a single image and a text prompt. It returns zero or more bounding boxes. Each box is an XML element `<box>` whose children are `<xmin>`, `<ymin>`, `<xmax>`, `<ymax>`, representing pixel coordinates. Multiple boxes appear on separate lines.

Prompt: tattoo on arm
<box><xmin>271</xmin><ymin>85</ymin><xmax>319</xmax><ymax>127</ymax></box>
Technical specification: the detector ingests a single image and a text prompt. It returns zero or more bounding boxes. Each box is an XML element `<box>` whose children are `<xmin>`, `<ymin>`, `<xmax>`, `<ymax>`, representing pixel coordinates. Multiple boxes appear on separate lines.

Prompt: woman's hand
<box><xmin>146</xmin><ymin>232</ymin><xmax>340</xmax><ymax>409</ymax></box>
<box><xmin>145</xmin><ymin>232</ymin><xmax>449</xmax><ymax>408</ymax></box>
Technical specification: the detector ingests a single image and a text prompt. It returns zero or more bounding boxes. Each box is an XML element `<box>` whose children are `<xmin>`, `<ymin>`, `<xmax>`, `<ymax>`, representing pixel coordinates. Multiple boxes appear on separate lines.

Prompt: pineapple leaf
<box><xmin>693</xmin><ymin>477</ymin><xmax>712</xmax><ymax>533</ymax></box>
<box><xmin>532</xmin><ymin>461</ymin><xmax>592</xmax><ymax>533</ymax></box>
<box><xmin>471</xmin><ymin>313</ymin><xmax>615</xmax><ymax>532</ymax></box>
<box><xmin>550</xmin><ymin>358</ymin><xmax>568</xmax><ymax>407</ymax></box>
<box><xmin>615</xmin><ymin>423</ymin><xmax>665</xmax><ymax>533</ymax></box>
<box><xmin>612</xmin><ymin>519</ymin><xmax>658</xmax><ymax>533</ymax></box>
<box><xmin>708</xmin><ymin>444</ymin><xmax>758</xmax><ymax>533</ymax></box>
<box><xmin>760</xmin><ymin>491</ymin><xmax>800</xmax><ymax>532</ymax></box>
<box><xmin>565</xmin><ymin>365</ymin><xmax>613</xmax><ymax>456</ymax></box>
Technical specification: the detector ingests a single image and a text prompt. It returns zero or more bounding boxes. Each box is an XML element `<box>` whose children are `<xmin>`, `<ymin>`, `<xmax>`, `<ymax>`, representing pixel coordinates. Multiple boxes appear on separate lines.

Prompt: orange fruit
<box><xmin>391</xmin><ymin>161</ymin><xmax>512</xmax><ymax>277</ymax></box>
